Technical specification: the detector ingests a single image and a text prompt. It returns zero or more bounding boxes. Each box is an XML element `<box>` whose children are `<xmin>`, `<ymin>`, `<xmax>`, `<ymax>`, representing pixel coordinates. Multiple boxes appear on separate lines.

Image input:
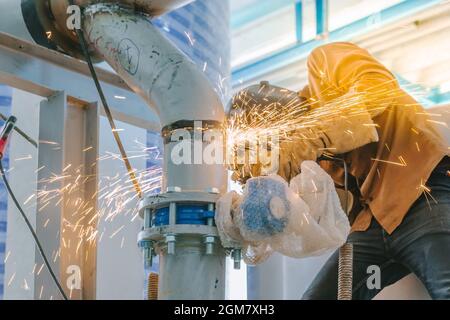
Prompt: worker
<box><xmin>229</xmin><ymin>42</ymin><xmax>450</xmax><ymax>300</ymax></box>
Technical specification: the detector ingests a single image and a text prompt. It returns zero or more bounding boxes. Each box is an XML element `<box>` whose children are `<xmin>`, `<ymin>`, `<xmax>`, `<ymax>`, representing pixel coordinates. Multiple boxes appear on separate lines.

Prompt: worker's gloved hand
<box><xmin>227</xmin><ymin>81</ymin><xmax>309</xmax><ymax>184</ymax></box>
<box><xmin>215</xmin><ymin>191</ymin><xmax>245</xmax><ymax>248</ymax></box>
<box><xmin>277</xmin><ymin>138</ymin><xmax>323</xmax><ymax>182</ymax></box>
<box><xmin>229</xmin><ymin>156</ymin><xmax>263</xmax><ymax>185</ymax></box>
<box><xmin>277</xmin><ymin>97</ymin><xmax>380</xmax><ymax>181</ymax></box>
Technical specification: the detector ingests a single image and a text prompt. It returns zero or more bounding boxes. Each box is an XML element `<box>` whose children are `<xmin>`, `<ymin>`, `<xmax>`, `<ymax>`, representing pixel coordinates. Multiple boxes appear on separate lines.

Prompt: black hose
<box><xmin>68</xmin><ymin>1</ymin><xmax>143</xmax><ymax>199</ymax></box>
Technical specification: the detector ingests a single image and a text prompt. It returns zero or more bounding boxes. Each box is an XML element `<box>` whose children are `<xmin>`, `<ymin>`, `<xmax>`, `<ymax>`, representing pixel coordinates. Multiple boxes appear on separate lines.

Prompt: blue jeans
<box><xmin>303</xmin><ymin>159</ymin><xmax>450</xmax><ymax>300</ymax></box>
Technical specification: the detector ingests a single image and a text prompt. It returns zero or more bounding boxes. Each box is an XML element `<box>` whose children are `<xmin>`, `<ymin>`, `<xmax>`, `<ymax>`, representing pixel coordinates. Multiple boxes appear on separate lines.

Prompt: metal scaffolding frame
<box><xmin>0</xmin><ymin>31</ymin><xmax>160</xmax><ymax>299</ymax></box>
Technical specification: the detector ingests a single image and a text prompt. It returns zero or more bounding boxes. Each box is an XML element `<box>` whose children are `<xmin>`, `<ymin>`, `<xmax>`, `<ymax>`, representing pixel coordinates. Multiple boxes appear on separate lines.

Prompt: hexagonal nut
<box><xmin>204</xmin><ymin>235</ymin><xmax>216</xmax><ymax>244</ymax></box>
<box><xmin>165</xmin><ymin>234</ymin><xmax>176</xmax><ymax>243</ymax></box>
<box><xmin>139</xmin><ymin>240</ymin><xmax>154</xmax><ymax>249</ymax></box>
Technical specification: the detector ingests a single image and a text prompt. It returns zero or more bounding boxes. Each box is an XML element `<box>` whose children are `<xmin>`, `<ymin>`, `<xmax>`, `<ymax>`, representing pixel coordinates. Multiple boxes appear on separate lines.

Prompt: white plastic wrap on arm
<box><xmin>289</xmin><ymin>161</ymin><xmax>351</xmax><ymax>250</ymax></box>
<box><xmin>216</xmin><ymin>161</ymin><xmax>350</xmax><ymax>265</ymax></box>
<box><xmin>215</xmin><ymin>191</ymin><xmax>244</xmax><ymax>249</ymax></box>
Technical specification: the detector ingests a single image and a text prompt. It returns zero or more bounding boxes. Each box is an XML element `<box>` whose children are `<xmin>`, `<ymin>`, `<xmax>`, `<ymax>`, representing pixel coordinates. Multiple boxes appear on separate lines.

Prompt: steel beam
<box><xmin>0</xmin><ymin>32</ymin><xmax>160</xmax><ymax>132</ymax></box>
<box><xmin>36</xmin><ymin>91</ymin><xmax>99</xmax><ymax>299</ymax></box>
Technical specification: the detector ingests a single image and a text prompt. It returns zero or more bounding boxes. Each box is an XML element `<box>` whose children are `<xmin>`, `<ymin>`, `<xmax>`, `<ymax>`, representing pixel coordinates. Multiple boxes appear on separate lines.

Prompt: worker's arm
<box><xmin>278</xmin><ymin>42</ymin><xmax>399</xmax><ymax>181</ymax></box>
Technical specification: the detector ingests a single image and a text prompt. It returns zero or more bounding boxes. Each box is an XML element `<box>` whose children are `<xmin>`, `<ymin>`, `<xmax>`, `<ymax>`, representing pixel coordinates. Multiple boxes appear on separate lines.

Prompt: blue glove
<box><xmin>240</xmin><ymin>177</ymin><xmax>289</xmax><ymax>237</ymax></box>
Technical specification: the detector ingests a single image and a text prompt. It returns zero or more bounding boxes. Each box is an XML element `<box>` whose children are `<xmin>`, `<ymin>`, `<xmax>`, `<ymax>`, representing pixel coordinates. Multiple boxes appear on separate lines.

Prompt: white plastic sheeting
<box><xmin>216</xmin><ymin>161</ymin><xmax>350</xmax><ymax>265</ymax></box>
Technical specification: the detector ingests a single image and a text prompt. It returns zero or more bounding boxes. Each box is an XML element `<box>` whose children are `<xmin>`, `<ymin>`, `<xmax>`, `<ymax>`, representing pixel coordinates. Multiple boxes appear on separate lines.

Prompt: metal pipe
<box><xmin>0</xmin><ymin>1</ymin><xmax>227</xmax><ymax>191</ymax></box>
<box><xmin>83</xmin><ymin>4</ymin><xmax>225</xmax><ymax>128</ymax></box>
<box><xmin>0</xmin><ymin>0</ymin><xmax>195</xmax><ymax>62</ymax></box>
<box><xmin>79</xmin><ymin>3</ymin><xmax>229</xmax><ymax>298</ymax></box>
<box><xmin>158</xmin><ymin>235</ymin><xmax>225</xmax><ymax>300</ymax></box>
<box><xmin>69</xmin><ymin>0</ymin><xmax>195</xmax><ymax>16</ymax></box>
<box><xmin>84</xmin><ymin>4</ymin><xmax>227</xmax><ymax>193</ymax></box>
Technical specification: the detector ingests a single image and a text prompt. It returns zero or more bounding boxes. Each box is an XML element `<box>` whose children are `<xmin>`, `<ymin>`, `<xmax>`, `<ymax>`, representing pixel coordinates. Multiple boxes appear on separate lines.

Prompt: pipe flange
<box><xmin>138</xmin><ymin>192</ymin><xmax>220</xmax><ymax>218</ymax></box>
<box><xmin>137</xmin><ymin>225</ymin><xmax>219</xmax><ymax>243</ymax></box>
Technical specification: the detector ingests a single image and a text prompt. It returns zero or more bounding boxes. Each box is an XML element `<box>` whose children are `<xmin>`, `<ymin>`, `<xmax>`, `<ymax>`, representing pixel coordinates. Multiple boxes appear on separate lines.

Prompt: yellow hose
<box><xmin>147</xmin><ymin>273</ymin><xmax>159</xmax><ymax>300</ymax></box>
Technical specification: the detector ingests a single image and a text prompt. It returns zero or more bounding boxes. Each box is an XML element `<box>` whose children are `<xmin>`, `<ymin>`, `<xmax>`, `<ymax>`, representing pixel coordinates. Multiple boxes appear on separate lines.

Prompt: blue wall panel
<box><xmin>0</xmin><ymin>84</ymin><xmax>11</xmax><ymax>300</ymax></box>
<box><xmin>154</xmin><ymin>0</ymin><xmax>231</xmax><ymax>103</ymax></box>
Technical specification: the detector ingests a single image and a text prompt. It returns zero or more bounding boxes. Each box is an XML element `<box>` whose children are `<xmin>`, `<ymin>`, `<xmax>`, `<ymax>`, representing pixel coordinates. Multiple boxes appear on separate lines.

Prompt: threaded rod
<box><xmin>337</xmin><ymin>243</ymin><xmax>353</xmax><ymax>300</ymax></box>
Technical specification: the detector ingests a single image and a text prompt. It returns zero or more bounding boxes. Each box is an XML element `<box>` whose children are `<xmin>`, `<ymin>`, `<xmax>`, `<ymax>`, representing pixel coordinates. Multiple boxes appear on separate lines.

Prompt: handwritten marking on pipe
<box><xmin>117</xmin><ymin>39</ymin><xmax>140</xmax><ymax>75</ymax></box>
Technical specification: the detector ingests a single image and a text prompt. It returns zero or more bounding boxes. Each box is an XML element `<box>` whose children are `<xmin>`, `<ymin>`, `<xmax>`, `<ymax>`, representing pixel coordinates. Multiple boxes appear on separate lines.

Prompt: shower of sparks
<box><xmin>109</xmin><ymin>225</ymin><xmax>125</xmax><ymax>239</ymax></box>
<box><xmin>4</xmin><ymin>140</ymin><xmax>166</xmax><ymax>273</ymax></box>
<box><xmin>15</xmin><ymin>155</ymin><xmax>33</xmax><ymax>161</ymax></box>
<box><xmin>418</xmin><ymin>179</ymin><xmax>438</xmax><ymax>210</ymax></box>
<box><xmin>184</xmin><ymin>31</ymin><xmax>195</xmax><ymax>46</ymax></box>
<box><xmin>225</xmin><ymin>78</ymin><xmax>444</xmax><ymax>177</ymax></box>
<box><xmin>37</xmin><ymin>264</ymin><xmax>45</xmax><ymax>276</ymax></box>
<box><xmin>7</xmin><ymin>273</ymin><xmax>16</xmax><ymax>286</ymax></box>
<box><xmin>4</xmin><ymin>251</ymin><xmax>11</xmax><ymax>263</ymax></box>
<box><xmin>4</xmin><ymin>67</ymin><xmax>446</xmax><ymax>290</ymax></box>
<box><xmin>22</xmin><ymin>279</ymin><xmax>30</xmax><ymax>291</ymax></box>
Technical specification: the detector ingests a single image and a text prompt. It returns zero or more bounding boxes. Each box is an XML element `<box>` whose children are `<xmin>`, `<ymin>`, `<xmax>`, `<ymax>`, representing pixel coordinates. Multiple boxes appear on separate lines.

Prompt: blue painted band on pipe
<box><xmin>154</xmin><ymin>205</ymin><xmax>213</xmax><ymax>226</ymax></box>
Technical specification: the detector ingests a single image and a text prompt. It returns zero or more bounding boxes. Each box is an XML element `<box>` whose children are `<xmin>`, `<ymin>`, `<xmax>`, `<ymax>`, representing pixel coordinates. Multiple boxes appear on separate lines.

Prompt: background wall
<box><xmin>0</xmin><ymin>85</ymin><xmax>12</xmax><ymax>299</ymax></box>
<box><xmin>3</xmin><ymin>89</ymin><xmax>42</xmax><ymax>300</ymax></box>
<box><xmin>95</xmin><ymin>119</ymin><xmax>148</xmax><ymax>300</ymax></box>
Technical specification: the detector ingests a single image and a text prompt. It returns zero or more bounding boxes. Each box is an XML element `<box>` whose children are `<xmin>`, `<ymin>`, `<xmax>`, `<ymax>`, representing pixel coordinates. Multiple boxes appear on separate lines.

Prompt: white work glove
<box><xmin>215</xmin><ymin>191</ymin><xmax>244</xmax><ymax>248</ymax></box>
<box><xmin>278</xmin><ymin>102</ymin><xmax>379</xmax><ymax>181</ymax></box>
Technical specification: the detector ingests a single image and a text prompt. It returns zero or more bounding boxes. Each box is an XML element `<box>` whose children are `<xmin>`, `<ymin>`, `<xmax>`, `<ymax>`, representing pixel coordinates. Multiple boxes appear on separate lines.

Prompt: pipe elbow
<box><xmin>84</xmin><ymin>4</ymin><xmax>224</xmax><ymax>126</ymax></box>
